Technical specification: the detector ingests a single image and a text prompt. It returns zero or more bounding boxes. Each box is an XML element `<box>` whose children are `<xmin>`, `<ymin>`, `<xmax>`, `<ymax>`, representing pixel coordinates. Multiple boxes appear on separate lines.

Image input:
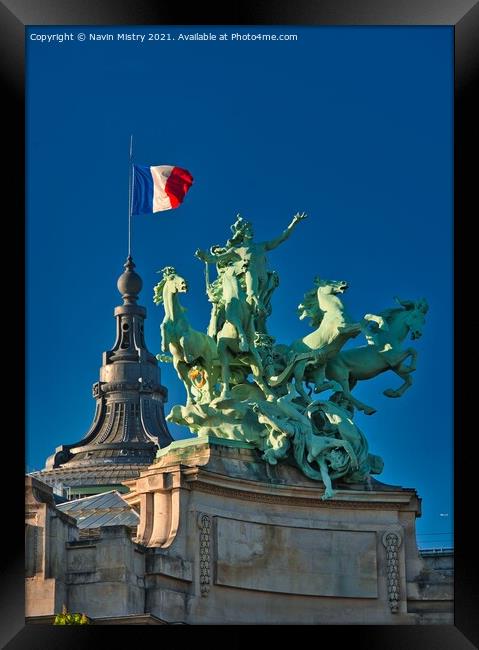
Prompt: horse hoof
<box><xmin>364</xmin><ymin>407</ymin><xmax>377</xmax><ymax>415</ymax></box>
<box><xmin>383</xmin><ymin>389</ymin><xmax>399</xmax><ymax>398</ymax></box>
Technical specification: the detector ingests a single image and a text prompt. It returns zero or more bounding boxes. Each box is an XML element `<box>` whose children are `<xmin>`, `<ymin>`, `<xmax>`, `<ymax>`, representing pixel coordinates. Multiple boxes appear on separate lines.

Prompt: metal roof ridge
<box><xmin>57</xmin><ymin>489</ymin><xmax>119</xmax><ymax>507</ymax></box>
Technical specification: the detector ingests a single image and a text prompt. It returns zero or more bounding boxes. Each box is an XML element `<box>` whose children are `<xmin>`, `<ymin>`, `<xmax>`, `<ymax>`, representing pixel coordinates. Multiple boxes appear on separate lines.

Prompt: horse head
<box><xmin>153</xmin><ymin>267</ymin><xmax>188</xmax><ymax>305</ymax></box>
<box><xmin>298</xmin><ymin>277</ymin><xmax>347</xmax><ymax>327</ymax></box>
<box><xmin>314</xmin><ymin>276</ymin><xmax>349</xmax><ymax>295</ymax></box>
<box><xmin>404</xmin><ymin>299</ymin><xmax>428</xmax><ymax>340</ymax></box>
<box><xmin>380</xmin><ymin>297</ymin><xmax>428</xmax><ymax>343</ymax></box>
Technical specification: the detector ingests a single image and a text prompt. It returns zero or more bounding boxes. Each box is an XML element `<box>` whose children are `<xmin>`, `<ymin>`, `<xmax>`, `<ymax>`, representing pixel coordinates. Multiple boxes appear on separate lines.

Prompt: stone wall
<box><xmin>406</xmin><ymin>551</ymin><xmax>454</xmax><ymax>623</ymax></box>
<box><xmin>121</xmin><ymin>437</ymin><xmax>454</xmax><ymax>625</ymax></box>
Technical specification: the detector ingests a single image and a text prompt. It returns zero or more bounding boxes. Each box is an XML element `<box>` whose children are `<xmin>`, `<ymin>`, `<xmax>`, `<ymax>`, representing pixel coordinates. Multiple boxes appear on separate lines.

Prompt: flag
<box><xmin>132</xmin><ymin>164</ymin><xmax>193</xmax><ymax>215</ymax></box>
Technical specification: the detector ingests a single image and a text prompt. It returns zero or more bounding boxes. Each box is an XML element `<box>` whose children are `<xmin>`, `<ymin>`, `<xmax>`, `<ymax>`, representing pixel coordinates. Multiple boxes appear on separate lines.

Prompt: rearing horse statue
<box><xmin>325</xmin><ymin>297</ymin><xmax>428</xmax><ymax>415</ymax></box>
<box><xmin>153</xmin><ymin>267</ymin><xmax>219</xmax><ymax>405</ymax></box>
<box><xmin>268</xmin><ymin>277</ymin><xmax>362</xmax><ymax>401</ymax></box>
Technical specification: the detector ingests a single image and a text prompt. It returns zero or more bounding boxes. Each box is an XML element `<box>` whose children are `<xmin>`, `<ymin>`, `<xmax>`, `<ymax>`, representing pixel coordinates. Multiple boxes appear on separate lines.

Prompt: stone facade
<box><xmin>25</xmin><ymin>439</ymin><xmax>453</xmax><ymax>625</ymax></box>
<box><xmin>25</xmin><ymin>477</ymin><xmax>78</xmax><ymax>617</ymax></box>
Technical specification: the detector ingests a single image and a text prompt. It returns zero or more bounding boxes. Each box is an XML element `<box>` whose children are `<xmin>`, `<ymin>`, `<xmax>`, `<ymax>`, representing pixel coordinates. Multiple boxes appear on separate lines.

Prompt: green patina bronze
<box><xmin>153</xmin><ymin>213</ymin><xmax>427</xmax><ymax>498</ymax></box>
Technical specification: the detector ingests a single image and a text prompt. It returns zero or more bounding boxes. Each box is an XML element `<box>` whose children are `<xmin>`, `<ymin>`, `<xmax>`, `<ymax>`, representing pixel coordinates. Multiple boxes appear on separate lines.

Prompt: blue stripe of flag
<box><xmin>132</xmin><ymin>165</ymin><xmax>153</xmax><ymax>215</ymax></box>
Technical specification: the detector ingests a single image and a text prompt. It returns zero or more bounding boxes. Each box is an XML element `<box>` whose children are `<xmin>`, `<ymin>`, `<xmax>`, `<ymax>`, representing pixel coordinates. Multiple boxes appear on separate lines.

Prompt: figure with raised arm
<box><xmin>195</xmin><ymin>212</ymin><xmax>307</xmax><ymax>320</ymax></box>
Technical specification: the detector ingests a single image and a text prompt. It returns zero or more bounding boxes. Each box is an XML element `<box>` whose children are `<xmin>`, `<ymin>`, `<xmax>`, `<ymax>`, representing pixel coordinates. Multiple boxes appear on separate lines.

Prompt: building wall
<box><xmin>25</xmin><ymin>477</ymin><xmax>78</xmax><ymax>617</ymax></box>
<box><xmin>25</xmin><ymin>459</ymin><xmax>454</xmax><ymax>625</ymax></box>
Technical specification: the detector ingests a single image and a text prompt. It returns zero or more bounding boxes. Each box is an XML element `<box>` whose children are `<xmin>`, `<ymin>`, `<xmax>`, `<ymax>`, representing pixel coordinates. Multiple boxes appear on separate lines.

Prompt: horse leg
<box><xmin>217</xmin><ymin>338</ymin><xmax>232</xmax><ymax>398</ymax></box>
<box><xmin>204</xmin><ymin>335</ymin><xmax>222</xmax><ymax>402</ymax></box>
<box><xmin>175</xmin><ymin>360</ymin><xmax>196</xmax><ymax>405</ymax></box>
<box><xmin>346</xmin><ymin>391</ymin><xmax>377</xmax><ymax>415</ymax></box>
<box><xmin>383</xmin><ymin>347</ymin><xmax>417</xmax><ymax>373</ymax></box>
<box><xmin>326</xmin><ymin>362</ymin><xmax>376</xmax><ymax>415</ymax></box>
<box><xmin>402</xmin><ymin>347</ymin><xmax>418</xmax><ymax>372</ymax></box>
<box><xmin>383</xmin><ymin>364</ymin><xmax>413</xmax><ymax>398</ymax></box>
<box><xmin>179</xmin><ymin>335</ymin><xmax>196</xmax><ymax>365</ymax></box>
<box><xmin>336</xmin><ymin>381</ymin><xmax>377</xmax><ymax>415</ymax></box>
<box><xmin>309</xmin><ymin>365</ymin><xmax>342</xmax><ymax>395</ymax></box>
<box><xmin>201</xmin><ymin>344</ymin><xmax>219</xmax><ymax>402</ymax></box>
<box><xmin>160</xmin><ymin>322</ymin><xmax>167</xmax><ymax>352</ymax></box>
<box><xmin>234</xmin><ymin>318</ymin><xmax>250</xmax><ymax>352</ymax></box>
<box><xmin>226</xmin><ymin>303</ymin><xmax>249</xmax><ymax>352</ymax></box>
<box><xmin>291</xmin><ymin>361</ymin><xmax>311</xmax><ymax>402</ymax></box>
<box><xmin>381</xmin><ymin>347</ymin><xmax>417</xmax><ymax>397</ymax></box>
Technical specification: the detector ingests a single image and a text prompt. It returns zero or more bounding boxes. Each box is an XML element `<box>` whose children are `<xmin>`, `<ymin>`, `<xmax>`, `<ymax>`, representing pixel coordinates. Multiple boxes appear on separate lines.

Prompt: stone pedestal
<box><xmin>123</xmin><ymin>436</ymin><xmax>439</xmax><ymax>625</ymax></box>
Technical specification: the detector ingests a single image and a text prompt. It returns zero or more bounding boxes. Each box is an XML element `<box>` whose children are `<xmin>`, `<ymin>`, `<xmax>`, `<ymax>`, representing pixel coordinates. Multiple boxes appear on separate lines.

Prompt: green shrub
<box><xmin>53</xmin><ymin>605</ymin><xmax>90</xmax><ymax>625</ymax></box>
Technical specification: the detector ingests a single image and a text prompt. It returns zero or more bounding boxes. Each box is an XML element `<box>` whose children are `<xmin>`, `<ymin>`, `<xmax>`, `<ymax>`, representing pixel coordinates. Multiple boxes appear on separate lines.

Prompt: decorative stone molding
<box><xmin>382</xmin><ymin>527</ymin><xmax>403</xmax><ymax>613</ymax></box>
<box><xmin>101</xmin><ymin>381</ymin><xmax>163</xmax><ymax>394</ymax></box>
<box><xmin>197</xmin><ymin>513</ymin><xmax>212</xmax><ymax>597</ymax></box>
<box><xmin>102</xmin><ymin>382</ymin><xmax>141</xmax><ymax>393</ymax></box>
<box><xmin>193</xmin><ymin>479</ymin><xmax>408</xmax><ymax>511</ymax></box>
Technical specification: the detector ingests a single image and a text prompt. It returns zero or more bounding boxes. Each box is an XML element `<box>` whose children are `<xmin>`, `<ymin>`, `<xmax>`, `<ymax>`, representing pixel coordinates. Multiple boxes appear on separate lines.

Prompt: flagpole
<box><xmin>128</xmin><ymin>134</ymin><xmax>134</xmax><ymax>257</ymax></box>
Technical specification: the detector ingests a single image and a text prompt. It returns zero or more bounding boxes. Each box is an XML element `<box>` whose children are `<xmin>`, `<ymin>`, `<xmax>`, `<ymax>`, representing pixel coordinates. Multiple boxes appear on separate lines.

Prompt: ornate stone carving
<box><xmin>197</xmin><ymin>512</ymin><xmax>212</xmax><ymax>596</ymax></box>
<box><xmin>382</xmin><ymin>528</ymin><xmax>403</xmax><ymax>613</ymax></box>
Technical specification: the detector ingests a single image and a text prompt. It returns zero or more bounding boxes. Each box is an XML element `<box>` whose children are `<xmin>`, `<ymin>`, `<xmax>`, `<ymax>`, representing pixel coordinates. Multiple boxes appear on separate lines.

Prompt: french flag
<box><xmin>132</xmin><ymin>164</ymin><xmax>193</xmax><ymax>215</ymax></box>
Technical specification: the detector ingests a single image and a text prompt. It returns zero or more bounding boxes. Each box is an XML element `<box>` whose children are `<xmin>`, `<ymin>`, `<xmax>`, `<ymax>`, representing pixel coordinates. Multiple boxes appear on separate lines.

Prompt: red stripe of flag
<box><xmin>164</xmin><ymin>167</ymin><xmax>194</xmax><ymax>208</ymax></box>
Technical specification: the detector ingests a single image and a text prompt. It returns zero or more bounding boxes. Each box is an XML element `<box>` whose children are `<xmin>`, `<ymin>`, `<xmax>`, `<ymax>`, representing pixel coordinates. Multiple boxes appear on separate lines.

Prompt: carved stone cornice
<box><xmin>127</xmin><ymin>438</ymin><xmax>421</xmax><ymax>549</ymax></box>
<box><xmin>191</xmin><ymin>478</ymin><xmax>412</xmax><ymax>511</ymax></box>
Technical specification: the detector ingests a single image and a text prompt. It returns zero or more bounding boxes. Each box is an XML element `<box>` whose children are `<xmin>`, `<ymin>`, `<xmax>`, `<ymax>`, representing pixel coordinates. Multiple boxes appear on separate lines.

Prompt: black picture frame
<box><xmin>2</xmin><ymin>0</ymin><xmax>477</xmax><ymax>646</ymax></box>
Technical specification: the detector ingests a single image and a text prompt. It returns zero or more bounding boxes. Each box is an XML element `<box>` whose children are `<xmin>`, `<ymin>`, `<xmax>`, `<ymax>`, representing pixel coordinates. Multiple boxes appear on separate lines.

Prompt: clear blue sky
<box><xmin>26</xmin><ymin>26</ymin><xmax>453</xmax><ymax>549</ymax></box>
